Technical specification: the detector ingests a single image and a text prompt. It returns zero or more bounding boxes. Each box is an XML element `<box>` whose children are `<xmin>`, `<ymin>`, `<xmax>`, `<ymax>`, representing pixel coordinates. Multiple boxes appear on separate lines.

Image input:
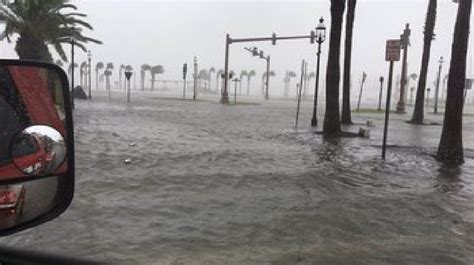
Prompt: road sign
<box><xmin>386</xmin><ymin>39</ymin><xmax>401</xmax><ymax>62</ymax></box>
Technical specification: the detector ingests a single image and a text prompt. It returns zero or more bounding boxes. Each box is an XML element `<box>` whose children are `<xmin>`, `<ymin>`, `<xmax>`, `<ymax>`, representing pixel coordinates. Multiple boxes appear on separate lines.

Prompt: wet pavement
<box><xmin>1</xmin><ymin>90</ymin><xmax>473</xmax><ymax>265</ymax></box>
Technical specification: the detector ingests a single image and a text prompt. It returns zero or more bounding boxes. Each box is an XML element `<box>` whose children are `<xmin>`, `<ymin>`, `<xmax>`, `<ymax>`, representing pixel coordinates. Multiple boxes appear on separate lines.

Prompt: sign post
<box><xmin>382</xmin><ymin>39</ymin><xmax>401</xmax><ymax>160</ymax></box>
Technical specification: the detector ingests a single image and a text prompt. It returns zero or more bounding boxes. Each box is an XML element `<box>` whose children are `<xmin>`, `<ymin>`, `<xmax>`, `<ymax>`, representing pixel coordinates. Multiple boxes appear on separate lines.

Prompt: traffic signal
<box><xmin>182</xmin><ymin>63</ymin><xmax>187</xmax><ymax>80</ymax></box>
<box><xmin>310</xmin><ymin>31</ymin><xmax>315</xmax><ymax>44</ymax></box>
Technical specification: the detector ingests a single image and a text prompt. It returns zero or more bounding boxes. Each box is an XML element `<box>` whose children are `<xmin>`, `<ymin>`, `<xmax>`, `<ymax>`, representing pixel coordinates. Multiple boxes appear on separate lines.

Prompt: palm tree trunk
<box><xmin>323</xmin><ymin>0</ymin><xmax>345</xmax><ymax>136</ymax></box>
<box><xmin>141</xmin><ymin>71</ymin><xmax>145</xmax><ymax>91</ymax></box>
<box><xmin>341</xmin><ymin>0</ymin><xmax>356</xmax><ymax>124</ymax></box>
<box><xmin>436</xmin><ymin>0</ymin><xmax>471</xmax><ymax>165</ymax></box>
<box><xmin>411</xmin><ymin>0</ymin><xmax>437</xmax><ymax>124</ymax></box>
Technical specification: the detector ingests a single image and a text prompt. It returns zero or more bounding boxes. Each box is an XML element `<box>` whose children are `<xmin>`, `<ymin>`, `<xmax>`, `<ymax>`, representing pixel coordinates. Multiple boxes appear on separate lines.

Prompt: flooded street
<box><xmin>2</xmin><ymin>91</ymin><xmax>474</xmax><ymax>265</ymax></box>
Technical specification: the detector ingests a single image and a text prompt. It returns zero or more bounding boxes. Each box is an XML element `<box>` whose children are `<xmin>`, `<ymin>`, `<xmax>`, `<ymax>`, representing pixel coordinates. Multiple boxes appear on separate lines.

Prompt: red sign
<box><xmin>386</xmin><ymin>40</ymin><xmax>401</xmax><ymax>62</ymax></box>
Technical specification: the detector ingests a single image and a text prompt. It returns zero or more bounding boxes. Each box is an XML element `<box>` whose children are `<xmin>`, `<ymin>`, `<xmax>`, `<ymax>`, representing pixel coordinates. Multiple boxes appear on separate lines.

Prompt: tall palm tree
<box><xmin>95</xmin><ymin>62</ymin><xmax>104</xmax><ymax>90</ymax></box>
<box><xmin>323</xmin><ymin>0</ymin><xmax>346</xmax><ymax>136</ymax></box>
<box><xmin>216</xmin><ymin>69</ymin><xmax>224</xmax><ymax>93</ymax></box>
<box><xmin>247</xmin><ymin>70</ymin><xmax>256</xmax><ymax>95</ymax></box>
<box><xmin>411</xmin><ymin>0</ymin><xmax>437</xmax><ymax>124</ymax></box>
<box><xmin>437</xmin><ymin>0</ymin><xmax>471</xmax><ymax>165</ymax></box>
<box><xmin>119</xmin><ymin>64</ymin><xmax>126</xmax><ymax>90</ymax></box>
<box><xmin>140</xmin><ymin>64</ymin><xmax>151</xmax><ymax>91</ymax></box>
<box><xmin>283</xmin><ymin>71</ymin><xmax>297</xmax><ymax>98</ymax></box>
<box><xmin>341</xmin><ymin>0</ymin><xmax>357</xmax><ymax>124</ymax></box>
<box><xmin>150</xmin><ymin>65</ymin><xmax>164</xmax><ymax>90</ymax></box>
<box><xmin>80</xmin><ymin>61</ymin><xmax>87</xmax><ymax>87</ymax></box>
<box><xmin>198</xmin><ymin>69</ymin><xmax>209</xmax><ymax>90</ymax></box>
<box><xmin>239</xmin><ymin>70</ymin><xmax>248</xmax><ymax>93</ymax></box>
<box><xmin>208</xmin><ymin>67</ymin><xmax>216</xmax><ymax>91</ymax></box>
<box><xmin>0</xmin><ymin>0</ymin><xmax>101</xmax><ymax>62</ymax></box>
<box><xmin>104</xmin><ymin>63</ymin><xmax>114</xmax><ymax>91</ymax></box>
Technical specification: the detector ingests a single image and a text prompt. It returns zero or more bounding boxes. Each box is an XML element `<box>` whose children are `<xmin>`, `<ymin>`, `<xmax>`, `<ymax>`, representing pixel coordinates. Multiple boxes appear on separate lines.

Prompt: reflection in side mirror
<box><xmin>0</xmin><ymin>60</ymin><xmax>74</xmax><ymax>236</ymax></box>
<box><xmin>0</xmin><ymin>64</ymin><xmax>68</xmax><ymax>180</ymax></box>
<box><xmin>10</xmin><ymin>125</ymin><xmax>66</xmax><ymax>176</ymax></box>
<box><xmin>0</xmin><ymin>177</ymin><xmax>60</xmax><ymax>231</ymax></box>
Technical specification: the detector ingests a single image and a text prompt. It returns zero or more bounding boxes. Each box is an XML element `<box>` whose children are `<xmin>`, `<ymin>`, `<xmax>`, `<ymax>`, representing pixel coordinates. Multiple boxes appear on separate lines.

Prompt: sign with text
<box><xmin>385</xmin><ymin>40</ymin><xmax>401</xmax><ymax>62</ymax></box>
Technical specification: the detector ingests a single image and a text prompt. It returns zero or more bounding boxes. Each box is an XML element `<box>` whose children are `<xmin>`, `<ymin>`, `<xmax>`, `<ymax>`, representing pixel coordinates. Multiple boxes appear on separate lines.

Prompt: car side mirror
<box><xmin>0</xmin><ymin>60</ymin><xmax>74</xmax><ymax>236</ymax></box>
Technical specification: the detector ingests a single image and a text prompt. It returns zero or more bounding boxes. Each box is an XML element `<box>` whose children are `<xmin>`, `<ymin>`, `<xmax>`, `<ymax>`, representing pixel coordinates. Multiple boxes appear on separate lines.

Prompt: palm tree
<box><xmin>140</xmin><ymin>64</ymin><xmax>151</xmax><ymax>91</ymax></box>
<box><xmin>323</xmin><ymin>0</ymin><xmax>346</xmax><ymax>136</ymax></box>
<box><xmin>119</xmin><ymin>64</ymin><xmax>126</xmax><ymax>90</ymax></box>
<box><xmin>283</xmin><ymin>71</ymin><xmax>297</xmax><ymax>98</ymax></box>
<box><xmin>150</xmin><ymin>65</ymin><xmax>164</xmax><ymax>90</ymax></box>
<box><xmin>437</xmin><ymin>0</ymin><xmax>471</xmax><ymax>165</ymax></box>
<box><xmin>95</xmin><ymin>62</ymin><xmax>104</xmax><ymax>90</ymax></box>
<box><xmin>247</xmin><ymin>70</ymin><xmax>256</xmax><ymax>95</ymax></box>
<box><xmin>80</xmin><ymin>61</ymin><xmax>87</xmax><ymax>87</ymax></box>
<box><xmin>239</xmin><ymin>70</ymin><xmax>248</xmax><ymax>93</ymax></box>
<box><xmin>411</xmin><ymin>0</ymin><xmax>437</xmax><ymax>124</ymax></box>
<box><xmin>198</xmin><ymin>69</ymin><xmax>209</xmax><ymax>90</ymax></box>
<box><xmin>0</xmin><ymin>0</ymin><xmax>101</xmax><ymax>62</ymax></box>
<box><xmin>341</xmin><ymin>0</ymin><xmax>357</xmax><ymax>124</ymax></box>
<box><xmin>208</xmin><ymin>67</ymin><xmax>216</xmax><ymax>91</ymax></box>
<box><xmin>216</xmin><ymin>69</ymin><xmax>224</xmax><ymax>93</ymax></box>
<box><xmin>104</xmin><ymin>63</ymin><xmax>114</xmax><ymax>91</ymax></box>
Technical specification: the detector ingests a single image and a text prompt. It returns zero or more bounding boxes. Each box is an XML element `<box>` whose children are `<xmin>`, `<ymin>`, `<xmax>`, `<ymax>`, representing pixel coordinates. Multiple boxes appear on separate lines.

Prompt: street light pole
<box><xmin>311</xmin><ymin>17</ymin><xmax>326</xmax><ymax>127</ymax></box>
<box><xmin>434</xmin><ymin>56</ymin><xmax>444</xmax><ymax>114</ymax></box>
<box><xmin>87</xmin><ymin>50</ymin><xmax>92</xmax><ymax>99</ymax></box>
<box><xmin>221</xmin><ymin>34</ymin><xmax>231</xmax><ymax>104</ymax></box>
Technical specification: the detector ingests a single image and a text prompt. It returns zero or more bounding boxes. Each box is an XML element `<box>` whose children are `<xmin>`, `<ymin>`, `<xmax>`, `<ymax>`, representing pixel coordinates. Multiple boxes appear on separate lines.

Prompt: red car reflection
<box><xmin>0</xmin><ymin>185</ymin><xmax>26</xmax><ymax>227</ymax></box>
<box><xmin>13</xmin><ymin>134</ymin><xmax>56</xmax><ymax>176</ymax></box>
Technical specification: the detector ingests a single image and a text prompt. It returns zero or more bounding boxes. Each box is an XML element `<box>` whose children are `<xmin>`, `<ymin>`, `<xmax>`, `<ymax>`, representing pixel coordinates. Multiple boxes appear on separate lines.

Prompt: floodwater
<box><xmin>2</xmin><ymin>90</ymin><xmax>474</xmax><ymax>265</ymax></box>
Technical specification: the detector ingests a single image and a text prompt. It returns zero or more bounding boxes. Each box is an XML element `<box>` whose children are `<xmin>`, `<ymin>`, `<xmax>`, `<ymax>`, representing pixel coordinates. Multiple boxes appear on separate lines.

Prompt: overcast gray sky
<box><xmin>0</xmin><ymin>0</ymin><xmax>472</xmax><ymax>95</ymax></box>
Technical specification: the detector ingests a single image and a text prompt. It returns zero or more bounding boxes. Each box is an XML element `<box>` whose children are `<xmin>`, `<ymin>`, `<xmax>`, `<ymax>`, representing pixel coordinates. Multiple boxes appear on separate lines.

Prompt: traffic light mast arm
<box><xmin>229</xmin><ymin>34</ymin><xmax>313</xmax><ymax>44</ymax></box>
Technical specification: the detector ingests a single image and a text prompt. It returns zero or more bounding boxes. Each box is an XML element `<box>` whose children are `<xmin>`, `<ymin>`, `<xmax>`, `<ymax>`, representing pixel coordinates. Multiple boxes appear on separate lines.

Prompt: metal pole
<box><xmin>183</xmin><ymin>77</ymin><xmax>187</xmax><ymax>99</ymax></box>
<box><xmin>88</xmin><ymin>54</ymin><xmax>92</xmax><ymax>99</ymax></box>
<box><xmin>357</xmin><ymin>75</ymin><xmax>365</xmax><ymax>111</ymax></box>
<box><xmin>311</xmin><ymin>42</ymin><xmax>322</xmax><ymax>127</ymax></box>
<box><xmin>382</xmin><ymin>61</ymin><xmax>395</xmax><ymax>160</ymax></box>
<box><xmin>296</xmin><ymin>60</ymin><xmax>305</xmax><ymax>128</ymax></box>
<box><xmin>378</xmin><ymin>77</ymin><xmax>384</xmax><ymax>111</ymax></box>
<box><xmin>434</xmin><ymin>58</ymin><xmax>443</xmax><ymax>114</ymax></box>
<box><xmin>221</xmin><ymin>34</ymin><xmax>231</xmax><ymax>104</ymax></box>
<box><xmin>71</xmin><ymin>39</ymin><xmax>75</xmax><ymax>109</ymax></box>
<box><xmin>265</xmin><ymin>56</ymin><xmax>270</xmax><ymax>100</ymax></box>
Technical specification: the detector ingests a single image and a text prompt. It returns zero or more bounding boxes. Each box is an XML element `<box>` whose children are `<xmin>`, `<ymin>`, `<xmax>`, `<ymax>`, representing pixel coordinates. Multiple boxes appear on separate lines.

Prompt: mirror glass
<box><xmin>10</xmin><ymin>125</ymin><xmax>66</xmax><ymax>176</ymax></box>
<box><xmin>0</xmin><ymin>177</ymin><xmax>60</xmax><ymax>230</ymax></box>
<box><xmin>0</xmin><ymin>65</ymin><xmax>68</xmax><ymax>180</ymax></box>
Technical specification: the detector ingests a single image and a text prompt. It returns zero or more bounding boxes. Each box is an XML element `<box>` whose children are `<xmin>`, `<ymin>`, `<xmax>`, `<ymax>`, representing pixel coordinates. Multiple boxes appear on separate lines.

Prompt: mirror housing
<box><xmin>0</xmin><ymin>60</ymin><xmax>74</xmax><ymax>236</ymax></box>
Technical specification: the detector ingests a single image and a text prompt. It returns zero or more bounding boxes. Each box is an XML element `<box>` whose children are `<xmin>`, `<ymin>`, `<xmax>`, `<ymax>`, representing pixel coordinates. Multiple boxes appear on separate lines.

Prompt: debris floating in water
<box><xmin>129</xmin><ymin>142</ymin><xmax>137</xmax><ymax>147</ymax></box>
<box><xmin>123</xmin><ymin>158</ymin><xmax>132</xmax><ymax>165</ymax></box>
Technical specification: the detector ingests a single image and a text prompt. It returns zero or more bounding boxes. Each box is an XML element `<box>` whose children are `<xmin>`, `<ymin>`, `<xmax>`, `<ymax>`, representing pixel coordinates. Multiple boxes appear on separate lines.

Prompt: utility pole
<box><xmin>396</xmin><ymin>23</ymin><xmax>411</xmax><ymax>114</ymax></box>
